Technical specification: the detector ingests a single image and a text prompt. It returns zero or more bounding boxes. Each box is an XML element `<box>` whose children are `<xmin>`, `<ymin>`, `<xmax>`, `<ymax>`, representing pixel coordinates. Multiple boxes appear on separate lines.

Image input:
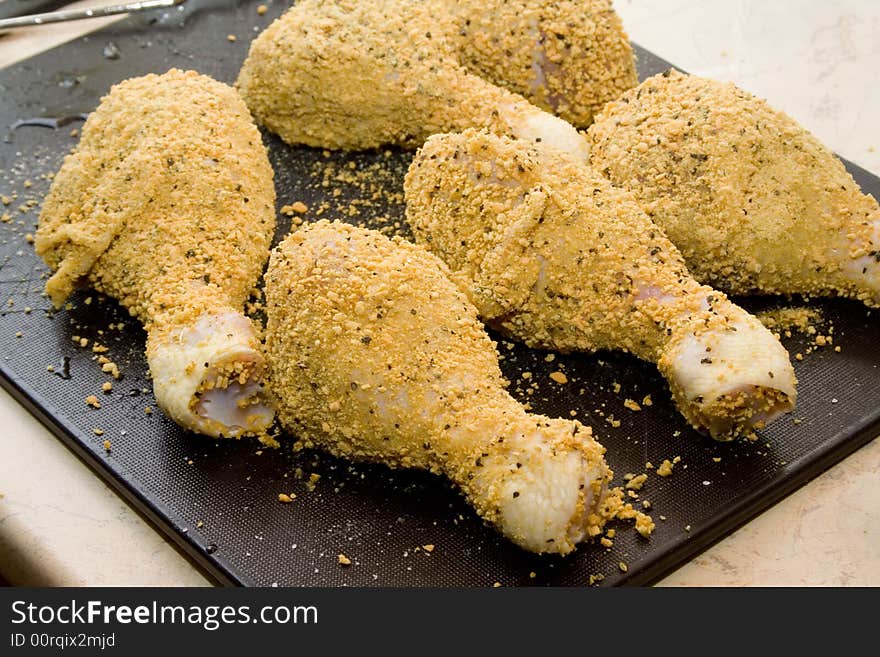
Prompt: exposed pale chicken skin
<box><xmin>35</xmin><ymin>70</ymin><xmax>276</xmax><ymax>438</ymax></box>
<box><xmin>264</xmin><ymin>220</ymin><xmax>614</xmax><ymax>553</ymax></box>
<box><xmin>588</xmin><ymin>69</ymin><xmax>880</xmax><ymax>307</ymax></box>
<box><xmin>405</xmin><ymin>130</ymin><xmax>797</xmax><ymax>439</ymax></box>
<box><xmin>235</xmin><ymin>0</ymin><xmax>588</xmax><ymax>159</ymax></box>
<box><xmin>451</xmin><ymin>0</ymin><xmax>638</xmax><ymax>128</ymax></box>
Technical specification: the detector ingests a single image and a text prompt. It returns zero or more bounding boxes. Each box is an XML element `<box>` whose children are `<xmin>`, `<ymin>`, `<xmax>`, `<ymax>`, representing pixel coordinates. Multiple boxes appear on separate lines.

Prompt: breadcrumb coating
<box><xmin>264</xmin><ymin>220</ymin><xmax>612</xmax><ymax>553</ymax></box>
<box><xmin>404</xmin><ymin>129</ymin><xmax>796</xmax><ymax>439</ymax></box>
<box><xmin>35</xmin><ymin>69</ymin><xmax>276</xmax><ymax>438</ymax></box>
<box><xmin>588</xmin><ymin>69</ymin><xmax>880</xmax><ymax>307</ymax></box>
<box><xmin>452</xmin><ymin>0</ymin><xmax>638</xmax><ymax>127</ymax></box>
<box><xmin>236</xmin><ymin>0</ymin><xmax>587</xmax><ymax>158</ymax></box>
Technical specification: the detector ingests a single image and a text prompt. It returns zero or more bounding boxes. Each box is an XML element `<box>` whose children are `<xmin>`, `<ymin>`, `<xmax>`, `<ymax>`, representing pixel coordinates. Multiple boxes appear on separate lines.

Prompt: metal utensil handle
<box><xmin>0</xmin><ymin>1</ymin><xmax>75</xmax><ymax>22</ymax></box>
<box><xmin>0</xmin><ymin>0</ymin><xmax>185</xmax><ymax>30</ymax></box>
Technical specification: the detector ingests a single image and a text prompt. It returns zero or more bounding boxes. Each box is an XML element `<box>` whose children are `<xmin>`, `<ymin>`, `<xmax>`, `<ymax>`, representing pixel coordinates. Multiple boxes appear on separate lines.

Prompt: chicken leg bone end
<box><xmin>502</xmin><ymin>103</ymin><xmax>589</xmax><ymax>161</ymax></box>
<box><xmin>148</xmin><ymin>311</ymin><xmax>274</xmax><ymax>438</ymax></box>
<box><xmin>471</xmin><ymin>419</ymin><xmax>610</xmax><ymax>553</ymax></box>
<box><xmin>660</xmin><ymin>316</ymin><xmax>796</xmax><ymax>440</ymax></box>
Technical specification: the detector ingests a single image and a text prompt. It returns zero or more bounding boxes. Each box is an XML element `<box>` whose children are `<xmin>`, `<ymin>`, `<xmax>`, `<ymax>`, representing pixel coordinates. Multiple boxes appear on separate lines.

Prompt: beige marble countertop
<box><xmin>0</xmin><ymin>0</ymin><xmax>878</xmax><ymax>586</ymax></box>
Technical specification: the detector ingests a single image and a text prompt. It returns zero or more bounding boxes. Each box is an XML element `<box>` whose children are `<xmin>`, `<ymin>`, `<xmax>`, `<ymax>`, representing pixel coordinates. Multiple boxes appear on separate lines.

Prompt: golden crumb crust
<box><xmin>265</xmin><ymin>220</ymin><xmax>611</xmax><ymax>553</ymax></box>
<box><xmin>452</xmin><ymin>0</ymin><xmax>638</xmax><ymax>127</ymax></box>
<box><xmin>588</xmin><ymin>69</ymin><xmax>880</xmax><ymax>307</ymax></box>
<box><xmin>35</xmin><ymin>69</ymin><xmax>276</xmax><ymax>335</ymax></box>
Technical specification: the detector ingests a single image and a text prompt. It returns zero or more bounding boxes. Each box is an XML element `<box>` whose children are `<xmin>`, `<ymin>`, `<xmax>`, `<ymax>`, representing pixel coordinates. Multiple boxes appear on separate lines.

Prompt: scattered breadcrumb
<box><xmin>227</xmin><ymin>34</ymin><xmax>237</xmax><ymax>42</ymax></box>
<box><xmin>102</xmin><ymin>439</ymin><xmax>111</xmax><ymax>451</ymax></box>
<box><xmin>85</xmin><ymin>395</ymin><xmax>101</xmax><ymax>409</ymax></box>
<box><xmin>422</xmin><ymin>544</ymin><xmax>434</xmax><ymax>553</ymax></box>
<box><xmin>93</xmin><ymin>428</ymin><xmax>104</xmax><ymax>436</ymax></box>
<box><xmin>337</xmin><ymin>553</ymin><xmax>352</xmax><ymax>566</ymax></box>
<box><xmin>101</xmin><ymin>382</ymin><xmax>113</xmax><ymax>392</ymax></box>
<box><xmin>306</xmin><ymin>473</ymin><xmax>321</xmax><ymax>491</ymax></box>
<box><xmin>656</xmin><ymin>456</ymin><xmax>680</xmax><ymax>477</ymax></box>
<box><xmin>549</xmin><ymin>371</ymin><xmax>568</xmax><ymax>384</ymax></box>
<box><xmin>256</xmin><ymin>3</ymin><xmax>267</xmax><ymax>15</ymax></box>
<box><xmin>618</xmin><ymin>561</ymin><xmax>628</xmax><ymax>573</ymax></box>
<box><xmin>623</xmin><ymin>398</ymin><xmax>641</xmax><ymax>411</ymax></box>
<box><xmin>599</xmin><ymin>487</ymin><xmax>655</xmax><ymax>538</ymax></box>
<box><xmin>278</xmin><ymin>493</ymin><xmax>295</xmax><ymax>503</ymax></box>
<box><xmin>756</xmin><ymin>306</ymin><xmax>823</xmax><ymax>336</ymax></box>
<box><xmin>635</xmin><ymin>514</ymin><xmax>654</xmax><ymax>537</ymax></box>
<box><xmin>625</xmin><ymin>473</ymin><xmax>648</xmax><ymax>491</ymax></box>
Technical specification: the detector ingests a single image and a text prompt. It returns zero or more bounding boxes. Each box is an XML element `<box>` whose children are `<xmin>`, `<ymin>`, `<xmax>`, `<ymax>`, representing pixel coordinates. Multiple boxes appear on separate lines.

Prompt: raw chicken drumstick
<box><xmin>451</xmin><ymin>0</ymin><xmax>638</xmax><ymax>128</ymax></box>
<box><xmin>588</xmin><ymin>70</ymin><xmax>880</xmax><ymax>307</ymax></box>
<box><xmin>405</xmin><ymin>130</ymin><xmax>797</xmax><ymax>439</ymax></box>
<box><xmin>35</xmin><ymin>70</ymin><xmax>276</xmax><ymax>438</ymax></box>
<box><xmin>264</xmin><ymin>220</ymin><xmax>613</xmax><ymax>553</ymax></box>
<box><xmin>235</xmin><ymin>0</ymin><xmax>587</xmax><ymax>159</ymax></box>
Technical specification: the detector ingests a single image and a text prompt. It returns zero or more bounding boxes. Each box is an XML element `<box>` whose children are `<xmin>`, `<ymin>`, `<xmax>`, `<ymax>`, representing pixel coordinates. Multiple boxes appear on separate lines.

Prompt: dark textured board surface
<box><xmin>0</xmin><ymin>0</ymin><xmax>878</xmax><ymax>587</ymax></box>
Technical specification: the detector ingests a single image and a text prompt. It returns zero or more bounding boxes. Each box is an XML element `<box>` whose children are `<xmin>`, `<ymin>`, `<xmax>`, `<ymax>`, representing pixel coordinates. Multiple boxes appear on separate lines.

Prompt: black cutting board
<box><xmin>1</xmin><ymin>0</ymin><xmax>877</xmax><ymax>587</ymax></box>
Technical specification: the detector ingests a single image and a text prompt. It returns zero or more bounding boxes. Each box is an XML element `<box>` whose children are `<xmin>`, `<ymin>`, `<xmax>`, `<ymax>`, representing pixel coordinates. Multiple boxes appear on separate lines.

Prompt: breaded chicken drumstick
<box><xmin>236</xmin><ymin>0</ymin><xmax>587</xmax><ymax>159</ymax></box>
<box><xmin>588</xmin><ymin>70</ymin><xmax>880</xmax><ymax>307</ymax></box>
<box><xmin>265</xmin><ymin>220</ymin><xmax>613</xmax><ymax>553</ymax></box>
<box><xmin>452</xmin><ymin>0</ymin><xmax>637</xmax><ymax>128</ymax></box>
<box><xmin>405</xmin><ymin>130</ymin><xmax>797</xmax><ymax>439</ymax></box>
<box><xmin>35</xmin><ymin>70</ymin><xmax>276</xmax><ymax>438</ymax></box>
